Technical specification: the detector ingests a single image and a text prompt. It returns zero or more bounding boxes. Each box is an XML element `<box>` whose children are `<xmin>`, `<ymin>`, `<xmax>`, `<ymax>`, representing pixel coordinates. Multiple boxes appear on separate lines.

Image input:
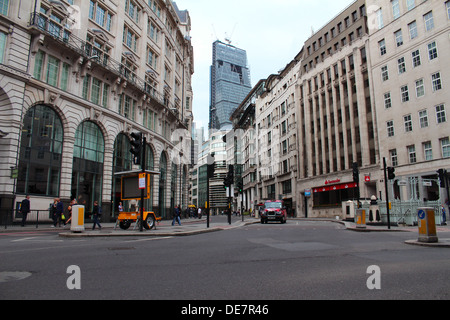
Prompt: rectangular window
<box><xmin>89</xmin><ymin>0</ymin><xmax>112</xmax><ymax>31</ymax></box>
<box><xmin>415</xmin><ymin>79</ymin><xmax>425</xmax><ymax>97</ymax></box>
<box><xmin>394</xmin><ymin>29</ymin><xmax>403</xmax><ymax>47</ymax></box>
<box><xmin>392</xmin><ymin>0</ymin><xmax>400</xmax><ymax>19</ymax></box>
<box><xmin>401</xmin><ymin>85</ymin><xmax>409</xmax><ymax>102</ymax></box>
<box><xmin>441</xmin><ymin>137</ymin><xmax>450</xmax><ymax>158</ymax></box>
<box><xmin>146</xmin><ymin>46</ymin><xmax>158</xmax><ymax>69</ymax></box>
<box><xmin>34</xmin><ymin>50</ymin><xmax>45</xmax><ymax>80</ymax></box>
<box><xmin>408</xmin><ymin>145</ymin><xmax>417</xmax><ymax>164</ymax></box>
<box><xmin>424</xmin><ymin>11</ymin><xmax>434</xmax><ymax>31</ymax></box>
<box><xmin>60</xmin><ymin>63</ymin><xmax>69</xmax><ymax>91</ymax></box>
<box><xmin>408</xmin><ymin>21</ymin><xmax>418</xmax><ymax>40</ymax></box>
<box><xmin>387</xmin><ymin>120</ymin><xmax>395</xmax><ymax>137</ymax></box>
<box><xmin>398</xmin><ymin>57</ymin><xmax>406</xmax><ymax>74</ymax></box>
<box><xmin>379</xmin><ymin>39</ymin><xmax>386</xmax><ymax>56</ymax></box>
<box><xmin>390</xmin><ymin>149</ymin><xmax>398</xmax><ymax>166</ymax></box>
<box><xmin>384</xmin><ymin>92</ymin><xmax>392</xmax><ymax>109</ymax></box>
<box><xmin>428</xmin><ymin>41</ymin><xmax>438</xmax><ymax>60</ymax></box>
<box><xmin>412</xmin><ymin>50</ymin><xmax>421</xmax><ymax>67</ymax></box>
<box><xmin>436</xmin><ymin>104</ymin><xmax>446</xmax><ymax>123</ymax></box>
<box><xmin>381</xmin><ymin>65</ymin><xmax>389</xmax><ymax>81</ymax></box>
<box><xmin>89</xmin><ymin>0</ymin><xmax>113</xmax><ymax>31</ymax></box>
<box><xmin>46</xmin><ymin>55</ymin><xmax>60</xmax><ymax>87</ymax></box>
<box><xmin>404</xmin><ymin>114</ymin><xmax>413</xmax><ymax>132</ymax></box>
<box><xmin>407</xmin><ymin>0</ymin><xmax>415</xmax><ymax>11</ymax></box>
<box><xmin>91</xmin><ymin>78</ymin><xmax>101</xmax><ymax>105</ymax></box>
<box><xmin>376</xmin><ymin>9</ymin><xmax>384</xmax><ymax>29</ymax></box>
<box><xmin>419</xmin><ymin>110</ymin><xmax>428</xmax><ymax>128</ymax></box>
<box><xmin>0</xmin><ymin>31</ymin><xmax>6</xmax><ymax>63</ymax></box>
<box><xmin>447</xmin><ymin>1</ymin><xmax>450</xmax><ymax>20</ymax></box>
<box><xmin>423</xmin><ymin>141</ymin><xmax>433</xmax><ymax>161</ymax></box>
<box><xmin>82</xmin><ymin>75</ymin><xmax>91</xmax><ymax>100</ymax></box>
<box><xmin>0</xmin><ymin>0</ymin><xmax>8</xmax><ymax>15</ymax></box>
<box><xmin>432</xmin><ymin>72</ymin><xmax>442</xmax><ymax>91</ymax></box>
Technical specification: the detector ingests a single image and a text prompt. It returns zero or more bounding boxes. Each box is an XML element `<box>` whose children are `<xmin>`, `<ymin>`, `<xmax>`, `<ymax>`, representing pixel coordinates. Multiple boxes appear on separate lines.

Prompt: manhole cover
<box><xmin>0</xmin><ymin>271</ymin><xmax>32</xmax><ymax>283</ymax></box>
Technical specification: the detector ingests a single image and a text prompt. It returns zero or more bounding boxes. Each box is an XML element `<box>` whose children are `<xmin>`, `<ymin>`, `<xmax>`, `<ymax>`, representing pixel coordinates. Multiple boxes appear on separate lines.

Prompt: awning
<box><xmin>313</xmin><ymin>182</ymin><xmax>358</xmax><ymax>193</ymax></box>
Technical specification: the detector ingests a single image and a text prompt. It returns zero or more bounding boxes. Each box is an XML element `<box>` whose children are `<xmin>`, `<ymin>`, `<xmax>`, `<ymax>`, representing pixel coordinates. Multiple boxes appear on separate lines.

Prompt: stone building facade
<box><xmin>0</xmin><ymin>0</ymin><xmax>194</xmax><ymax>221</ymax></box>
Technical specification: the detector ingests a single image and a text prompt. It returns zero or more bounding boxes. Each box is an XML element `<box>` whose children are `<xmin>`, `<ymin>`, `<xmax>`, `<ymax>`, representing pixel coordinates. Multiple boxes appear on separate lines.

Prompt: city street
<box><xmin>1</xmin><ymin>217</ymin><xmax>449</xmax><ymax>302</ymax></box>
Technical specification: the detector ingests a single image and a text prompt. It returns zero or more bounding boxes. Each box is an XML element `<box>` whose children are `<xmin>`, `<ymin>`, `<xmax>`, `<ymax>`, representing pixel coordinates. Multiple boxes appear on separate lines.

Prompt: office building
<box><xmin>0</xmin><ymin>0</ymin><xmax>194</xmax><ymax>221</ymax></box>
<box><xmin>209</xmin><ymin>40</ymin><xmax>251</xmax><ymax>132</ymax></box>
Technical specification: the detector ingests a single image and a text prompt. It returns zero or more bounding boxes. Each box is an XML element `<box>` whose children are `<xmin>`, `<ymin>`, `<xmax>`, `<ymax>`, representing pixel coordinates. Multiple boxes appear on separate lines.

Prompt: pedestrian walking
<box><xmin>91</xmin><ymin>200</ymin><xmax>102</xmax><ymax>230</ymax></box>
<box><xmin>64</xmin><ymin>198</ymin><xmax>76</xmax><ymax>227</ymax></box>
<box><xmin>118</xmin><ymin>202</ymin><xmax>124</xmax><ymax>213</ymax></box>
<box><xmin>442</xmin><ymin>205</ymin><xmax>447</xmax><ymax>226</ymax></box>
<box><xmin>20</xmin><ymin>195</ymin><xmax>30</xmax><ymax>227</ymax></box>
<box><xmin>56</xmin><ymin>198</ymin><xmax>64</xmax><ymax>227</ymax></box>
<box><xmin>51</xmin><ymin>199</ymin><xmax>58</xmax><ymax>227</ymax></box>
<box><xmin>172</xmin><ymin>204</ymin><xmax>181</xmax><ymax>226</ymax></box>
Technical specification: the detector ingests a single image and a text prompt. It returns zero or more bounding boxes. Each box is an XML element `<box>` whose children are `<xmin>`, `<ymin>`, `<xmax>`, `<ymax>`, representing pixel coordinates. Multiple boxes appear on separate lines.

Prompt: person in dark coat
<box><xmin>20</xmin><ymin>195</ymin><xmax>31</xmax><ymax>227</ymax></box>
<box><xmin>172</xmin><ymin>204</ymin><xmax>181</xmax><ymax>226</ymax></box>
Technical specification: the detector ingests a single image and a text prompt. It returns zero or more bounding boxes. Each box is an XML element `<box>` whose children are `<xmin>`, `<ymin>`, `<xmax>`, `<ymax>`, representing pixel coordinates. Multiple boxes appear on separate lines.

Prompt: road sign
<box><xmin>139</xmin><ymin>173</ymin><xmax>146</xmax><ymax>189</ymax></box>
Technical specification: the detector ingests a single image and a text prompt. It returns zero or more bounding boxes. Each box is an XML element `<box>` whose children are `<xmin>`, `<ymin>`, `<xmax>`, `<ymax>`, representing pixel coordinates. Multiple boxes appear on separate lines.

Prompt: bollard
<box><xmin>70</xmin><ymin>205</ymin><xmax>85</xmax><ymax>233</ymax></box>
<box><xmin>417</xmin><ymin>207</ymin><xmax>438</xmax><ymax>243</ymax></box>
<box><xmin>355</xmin><ymin>209</ymin><xmax>366</xmax><ymax>229</ymax></box>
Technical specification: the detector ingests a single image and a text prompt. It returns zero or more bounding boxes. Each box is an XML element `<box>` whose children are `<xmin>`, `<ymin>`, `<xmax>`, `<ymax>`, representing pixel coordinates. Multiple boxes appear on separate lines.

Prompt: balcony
<box><xmin>28</xmin><ymin>12</ymin><xmax>185</xmax><ymax>127</ymax></box>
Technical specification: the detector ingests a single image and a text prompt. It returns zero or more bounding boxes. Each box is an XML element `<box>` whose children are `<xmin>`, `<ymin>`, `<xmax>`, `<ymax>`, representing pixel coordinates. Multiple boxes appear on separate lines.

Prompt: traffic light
<box><xmin>223</xmin><ymin>165</ymin><xmax>234</xmax><ymax>189</ymax></box>
<box><xmin>437</xmin><ymin>169</ymin><xmax>446</xmax><ymax>188</ymax></box>
<box><xmin>237</xmin><ymin>179</ymin><xmax>243</xmax><ymax>193</ymax></box>
<box><xmin>387</xmin><ymin>167</ymin><xmax>396</xmax><ymax>180</ymax></box>
<box><xmin>352</xmin><ymin>162</ymin><xmax>359</xmax><ymax>183</ymax></box>
<box><xmin>207</xmin><ymin>163</ymin><xmax>215</xmax><ymax>179</ymax></box>
<box><xmin>130</xmin><ymin>132</ymin><xmax>142</xmax><ymax>165</ymax></box>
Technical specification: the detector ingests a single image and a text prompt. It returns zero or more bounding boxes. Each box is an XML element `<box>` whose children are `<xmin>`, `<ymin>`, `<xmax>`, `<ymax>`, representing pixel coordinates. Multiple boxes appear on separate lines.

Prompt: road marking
<box><xmin>125</xmin><ymin>236</ymin><xmax>173</xmax><ymax>243</ymax></box>
<box><xmin>11</xmin><ymin>237</ymin><xmax>64</xmax><ymax>243</ymax></box>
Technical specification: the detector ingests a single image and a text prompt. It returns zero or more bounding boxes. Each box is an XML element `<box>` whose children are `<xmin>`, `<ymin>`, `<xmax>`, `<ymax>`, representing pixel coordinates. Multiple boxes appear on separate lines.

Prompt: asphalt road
<box><xmin>1</xmin><ymin>217</ymin><xmax>449</xmax><ymax>302</ymax></box>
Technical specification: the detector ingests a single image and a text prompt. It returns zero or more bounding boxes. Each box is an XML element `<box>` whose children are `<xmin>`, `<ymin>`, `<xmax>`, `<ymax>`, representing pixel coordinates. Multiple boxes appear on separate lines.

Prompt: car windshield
<box><xmin>265</xmin><ymin>202</ymin><xmax>282</xmax><ymax>209</ymax></box>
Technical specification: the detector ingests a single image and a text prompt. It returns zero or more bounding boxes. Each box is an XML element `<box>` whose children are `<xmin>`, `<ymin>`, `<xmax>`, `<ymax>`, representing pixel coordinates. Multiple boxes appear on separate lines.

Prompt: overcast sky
<box><xmin>173</xmin><ymin>0</ymin><xmax>355</xmax><ymax>132</ymax></box>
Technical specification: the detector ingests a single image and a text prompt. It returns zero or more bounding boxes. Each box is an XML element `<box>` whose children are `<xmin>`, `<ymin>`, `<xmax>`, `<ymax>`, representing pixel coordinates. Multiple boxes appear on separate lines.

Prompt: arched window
<box><xmin>72</xmin><ymin>121</ymin><xmax>104</xmax><ymax>212</ymax></box>
<box><xmin>17</xmin><ymin>105</ymin><xmax>63</xmax><ymax>196</ymax></box>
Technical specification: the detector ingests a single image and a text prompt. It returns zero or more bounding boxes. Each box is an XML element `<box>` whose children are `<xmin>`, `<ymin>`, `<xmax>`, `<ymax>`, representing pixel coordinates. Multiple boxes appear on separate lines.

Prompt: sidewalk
<box><xmin>58</xmin><ymin>216</ymin><xmax>260</xmax><ymax>238</ymax></box>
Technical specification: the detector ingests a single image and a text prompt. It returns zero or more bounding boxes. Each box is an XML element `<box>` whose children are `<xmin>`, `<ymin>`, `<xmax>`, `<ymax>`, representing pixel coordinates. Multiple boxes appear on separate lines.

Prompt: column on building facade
<box><xmin>337</xmin><ymin>58</ymin><xmax>350</xmax><ymax>170</ymax></box>
<box><xmin>353</xmin><ymin>46</ymin><xmax>370</xmax><ymax>167</ymax></box>
<box><xmin>303</xmin><ymin>79</ymin><xmax>313</xmax><ymax>178</ymax></box>
<box><xmin>330</xmin><ymin>67</ymin><xmax>342</xmax><ymax>173</ymax></box>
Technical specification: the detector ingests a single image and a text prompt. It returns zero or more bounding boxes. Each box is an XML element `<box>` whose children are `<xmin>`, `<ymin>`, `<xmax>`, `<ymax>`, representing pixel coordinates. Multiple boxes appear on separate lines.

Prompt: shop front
<box><xmin>312</xmin><ymin>181</ymin><xmax>358</xmax><ymax>210</ymax></box>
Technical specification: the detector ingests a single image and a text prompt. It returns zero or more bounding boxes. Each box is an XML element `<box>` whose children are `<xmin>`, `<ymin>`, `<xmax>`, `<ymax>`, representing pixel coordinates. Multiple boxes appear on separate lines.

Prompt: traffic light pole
<box><xmin>383</xmin><ymin>157</ymin><xmax>391</xmax><ymax>230</ymax></box>
<box><xmin>139</xmin><ymin>137</ymin><xmax>146</xmax><ymax>232</ymax></box>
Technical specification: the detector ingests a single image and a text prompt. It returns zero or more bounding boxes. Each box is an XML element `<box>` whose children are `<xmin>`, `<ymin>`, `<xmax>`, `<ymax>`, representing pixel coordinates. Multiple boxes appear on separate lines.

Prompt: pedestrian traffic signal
<box><xmin>352</xmin><ymin>162</ymin><xmax>359</xmax><ymax>183</ymax></box>
<box><xmin>387</xmin><ymin>167</ymin><xmax>395</xmax><ymax>180</ymax></box>
<box><xmin>437</xmin><ymin>169</ymin><xmax>446</xmax><ymax>188</ymax></box>
<box><xmin>130</xmin><ymin>132</ymin><xmax>142</xmax><ymax>165</ymax></box>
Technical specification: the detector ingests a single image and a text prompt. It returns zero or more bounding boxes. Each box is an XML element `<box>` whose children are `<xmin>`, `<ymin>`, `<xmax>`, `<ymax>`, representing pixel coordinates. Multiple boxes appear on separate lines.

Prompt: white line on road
<box><xmin>125</xmin><ymin>236</ymin><xmax>173</xmax><ymax>243</ymax></box>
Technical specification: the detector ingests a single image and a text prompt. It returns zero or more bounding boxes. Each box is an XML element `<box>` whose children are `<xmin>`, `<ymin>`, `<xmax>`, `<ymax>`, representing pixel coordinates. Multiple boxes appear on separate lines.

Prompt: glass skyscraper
<box><xmin>209</xmin><ymin>40</ymin><xmax>251</xmax><ymax>132</ymax></box>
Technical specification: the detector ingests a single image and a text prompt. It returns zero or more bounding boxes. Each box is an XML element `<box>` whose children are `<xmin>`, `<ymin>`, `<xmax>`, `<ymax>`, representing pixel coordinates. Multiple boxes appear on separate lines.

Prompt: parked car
<box><xmin>260</xmin><ymin>200</ymin><xmax>287</xmax><ymax>224</ymax></box>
